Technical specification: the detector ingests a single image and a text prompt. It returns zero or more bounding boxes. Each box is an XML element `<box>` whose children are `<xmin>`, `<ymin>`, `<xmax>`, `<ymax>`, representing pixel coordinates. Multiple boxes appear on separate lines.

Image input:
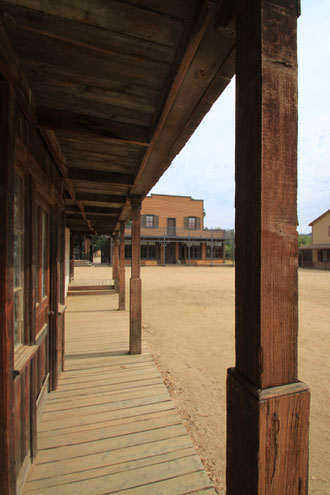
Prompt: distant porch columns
<box><xmin>130</xmin><ymin>198</ymin><xmax>142</xmax><ymax>354</ymax></box>
<box><xmin>112</xmin><ymin>233</ymin><xmax>119</xmax><ymax>292</ymax></box>
<box><xmin>227</xmin><ymin>2</ymin><xmax>310</xmax><ymax>494</ymax></box>
<box><xmin>118</xmin><ymin>222</ymin><xmax>126</xmax><ymax>310</ymax></box>
<box><xmin>69</xmin><ymin>232</ymin><xmax>75</xmax><ymax>282</ymax></box>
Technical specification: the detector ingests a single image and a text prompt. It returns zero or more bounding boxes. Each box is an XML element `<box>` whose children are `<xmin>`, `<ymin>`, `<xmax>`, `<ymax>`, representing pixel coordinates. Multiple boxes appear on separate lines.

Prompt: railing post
<box><xmin>211</xmin><ymin>230</ymin><xmax>213</xmax><ymax>267</ymax></box>
<box><xmin>119</xmin><ymin>221</ymin><xmax>125</xmax><ymax>310</ymax></box>
<box><xmin>130</xmin><ymin>197</ymin><xmax>142</xmax><ymax>354</ymax></box>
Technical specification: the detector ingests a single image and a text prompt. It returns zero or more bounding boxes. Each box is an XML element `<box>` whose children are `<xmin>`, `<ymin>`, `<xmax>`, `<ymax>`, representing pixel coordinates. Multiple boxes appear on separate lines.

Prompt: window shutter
<box><xmin>154</xmin><ymin>215</ymin><xmax>159</xmax><ymax>228</ymax></box>
<box><xmin>196</xmin><ymin>217</ymin><xmax>201</xmax><ymax>230</ymax></box>
<box><xmin>184</xmin><ymin>217</ymin><xmax>189</xmax><ymax>229</ymax></box>
<box><xmin>141</xmin><ymin>215</ymin><xmax>146</xmax><ymax>228</ymax></box>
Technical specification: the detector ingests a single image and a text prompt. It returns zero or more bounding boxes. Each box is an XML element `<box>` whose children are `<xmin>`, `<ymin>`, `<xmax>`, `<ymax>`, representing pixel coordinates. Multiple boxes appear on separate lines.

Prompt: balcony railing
<box><xmin>125</xmin><ymin>226</ymin><xmax>226</xmax><ymax>240</ymax></box>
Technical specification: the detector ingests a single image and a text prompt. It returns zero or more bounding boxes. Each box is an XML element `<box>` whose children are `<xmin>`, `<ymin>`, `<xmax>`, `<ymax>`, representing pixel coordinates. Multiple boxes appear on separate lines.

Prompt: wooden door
<box><xmin>165</xmin><ymin>242</ymin><xmax>176</xmax><ymax>264</ymax></box>
<box><xmin>167</xmin><ymin>218</ymin><xmax>176</xmax><ymax>235</ymax></box>
<box><xmin>35</xmin><ymin>198</ymin><xmax>50</xmax><ymax>421</ymax></box>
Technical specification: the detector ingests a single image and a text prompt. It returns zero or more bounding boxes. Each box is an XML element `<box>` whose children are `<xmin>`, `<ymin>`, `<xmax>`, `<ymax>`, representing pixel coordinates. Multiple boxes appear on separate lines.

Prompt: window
<box><xmin>206</xmin><ymin>242</ymin><xmax>224</xmax><ymax>259</ymax></box>
<box><xmin>191</xmin><ymin>244</ymin><xmax>201</xmax><ymax>259</ymax></box>
<box><xmin>36</xmin><ymin>206</ymin><xmax>49</xmax><ymax>303</ymax></box>
<box><xmin>125</xmin><ymin>244</ymin><xmax>132</xmax><ymax>259</ymax></box>
<box><xmin>13</xmin><ymin>173</ymin><xmax>24</xmax><ymax>348</ymax></box>
<box><xmin>146</xmin><ymin>215</ymin><xmax>154</xmax><ymax>228</ymax></box>
<box><xmin>188</xmin><ymin>217</ymin><xmax>196</xmax><ymax>229</ymax></box>
<box><xmin>319</xmin><ymin>249</ymin><xmax>329</xmax><ymax>262</ymax></box>
<box><xmin>141</xmin><ymin>242</ymin><xmax>157</xmax><ymax>259</ymax></box>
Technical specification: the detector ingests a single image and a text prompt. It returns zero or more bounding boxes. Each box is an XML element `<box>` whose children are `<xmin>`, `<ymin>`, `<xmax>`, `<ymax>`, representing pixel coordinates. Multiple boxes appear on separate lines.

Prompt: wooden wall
<box><xmin>141</xmin><ymin>194</ymin><xmax>204</xmax><ymax>229</ymax></box>
<box><xmin>0</xmin><ymin>80</ymin><xmax>66</xmax><ymax>494</ymax></box>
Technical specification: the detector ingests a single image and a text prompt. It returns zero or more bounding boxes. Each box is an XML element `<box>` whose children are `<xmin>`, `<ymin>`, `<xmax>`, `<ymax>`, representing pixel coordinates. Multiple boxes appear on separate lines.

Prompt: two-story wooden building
<box><xmin>125</xmin><ymin>194</ymin><xmax>227</xmax><ymax>265</ymax></box>
<box><xmin>299</xmin><ymin>209</ymin><xmax>330</xmax><ymax>270</ymax></box>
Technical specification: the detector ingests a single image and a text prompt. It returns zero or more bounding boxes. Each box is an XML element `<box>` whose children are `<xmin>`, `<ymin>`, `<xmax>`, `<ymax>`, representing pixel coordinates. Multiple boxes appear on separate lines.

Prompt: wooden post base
<box><xmin>119</xmin><ymin>267</ymin><xmax>125</xmax><ymax>311</ymax></box>
<box><xmin>129</xmin><ymin>278</ymin><xmax>141</xmax><ymax>354</ymax></box>
<box><xmin>227</xmin><ymin>368</ymin><xmax>310</xmax><ymax>494</ymax></box>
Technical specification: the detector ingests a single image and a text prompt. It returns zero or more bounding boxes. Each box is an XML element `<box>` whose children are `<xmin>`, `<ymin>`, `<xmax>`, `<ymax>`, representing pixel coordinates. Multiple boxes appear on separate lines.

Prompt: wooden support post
<box><xmin>69</xmin><ymin>232</ymin><xmax>74</xmax><ymax>282</ymax></box>
<box><xmin>0</xmin><ymin>82</ymin><xmax>16</xmax><ymax>495</ymax></box>
<box><xmin>112</xmin><ymin>233</ymin><xmax>119</xmax><ymax>292</ymax></box>
<box><xmin>130</xmin><ymin>198</ymin><xmax>142</xmax><ymax>354</ymax></box>
<box><xmin>119</xmin><ymin>222</ymin><xmax>126</xmax><ymax>311</ymax></box>
<box><xmin>25</xmin><ymin>175</ymin><xmax>38</xmax><ymax>460</ymax></box>
<box><xmin>222</xmin><ymin>241</ymin><xmax>225</xmax><ymax>265</ymax></box>
<box><xmin>49</xmin><ymin>205</ymin><xmax>60</xmax><ymax>392</ymax></box>
<box><xmin>227</xmin><ymin>2</ymin><xmax>310</xmax><ymax>493</ymax></box>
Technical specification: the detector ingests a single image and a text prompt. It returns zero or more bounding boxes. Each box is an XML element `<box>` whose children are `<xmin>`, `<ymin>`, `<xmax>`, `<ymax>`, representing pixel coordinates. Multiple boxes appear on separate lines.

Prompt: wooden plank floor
<box><xmin>23</xmin><ymin>289</ymin><xmax>216</xmax><ymax>494</ymax></box>
<box><xmin>69</xmin><ymin>278</ymin><xmax>114</xmax><ymax>288</ymax></box>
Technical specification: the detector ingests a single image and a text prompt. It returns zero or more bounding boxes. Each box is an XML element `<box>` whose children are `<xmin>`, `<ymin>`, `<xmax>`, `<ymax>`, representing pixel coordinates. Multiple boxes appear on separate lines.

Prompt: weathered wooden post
<box><xmin>130</xmin><ymin>197</ymin><xmax>142</xmax><ymax>354</ymax></box>
<box><xmin>119</xmin><ymin>221</ymin><xmax>126</xmax><ymax>310</ymax></box>
<box><xmin>69</xmin><ymin>232</ymin><xmax>75</xmax><ymax>282</ymax></box>
<box><xmin>227</xmin><ymin>2</ymin><xmax>310</xmax><ymax>493</ymax></box>
<box><xmin>112</xmin><ymin>233</ymin><xmax>119</xmax><ymax>292</ymax></box>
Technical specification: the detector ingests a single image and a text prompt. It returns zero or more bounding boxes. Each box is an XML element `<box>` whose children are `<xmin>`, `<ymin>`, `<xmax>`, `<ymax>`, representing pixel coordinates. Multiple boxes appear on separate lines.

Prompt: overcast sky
<box><xmin>151</xmin><ymin>0</ymin><xmax>329</xmax><ymax>234</ymax></box>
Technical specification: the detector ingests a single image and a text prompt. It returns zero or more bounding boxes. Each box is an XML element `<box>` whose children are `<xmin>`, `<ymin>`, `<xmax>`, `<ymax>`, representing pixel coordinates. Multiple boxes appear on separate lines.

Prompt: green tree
<box><xmin>91</xmin><ymin>235</ymin><xmax>109</xmax><ymax>253</ymax></box>
<box><xmin>298</xmin><ymin>234</ymin><xmax>311</xmax><ymax>247</ymax></box>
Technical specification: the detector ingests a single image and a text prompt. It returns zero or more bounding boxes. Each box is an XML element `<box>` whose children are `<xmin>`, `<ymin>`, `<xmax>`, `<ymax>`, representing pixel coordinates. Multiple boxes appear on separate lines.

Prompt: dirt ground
<box><xmin>140</xmin><ymin>266</ymin><xmax>330</xmax><ymax>495</ymax></box>
<box><xmin>76</xmin><ymin>263</ymin><xmax>329</xmax><ymax>494</ymax></box>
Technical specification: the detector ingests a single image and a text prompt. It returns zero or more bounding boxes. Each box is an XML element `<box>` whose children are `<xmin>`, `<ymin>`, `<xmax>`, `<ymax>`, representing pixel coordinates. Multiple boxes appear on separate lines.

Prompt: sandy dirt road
<box><xmin>141</xmin><ymin>266</ymin><xmax>330</xmax><ymax>495</ymax></box>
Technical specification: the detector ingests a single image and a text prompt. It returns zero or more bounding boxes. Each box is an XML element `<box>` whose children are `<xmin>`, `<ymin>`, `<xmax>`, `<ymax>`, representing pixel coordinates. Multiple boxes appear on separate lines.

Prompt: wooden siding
<box><xmin>141</xmin><ymin>194</ymin><xmax>204</xmax><ymax>230</ymax></box>
<box><xmin>311</xmin><ymin>210</ymin><xmax>330</xmax><ymax>244</ymax></box>
<box><xmin>23</xmin><ymin>290</ymin><xmax>216</xmax><ymax>495</ymax></box>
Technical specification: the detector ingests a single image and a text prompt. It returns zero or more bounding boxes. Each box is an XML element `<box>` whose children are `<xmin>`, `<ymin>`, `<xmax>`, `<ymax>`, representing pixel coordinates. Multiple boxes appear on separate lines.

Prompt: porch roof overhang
<box><xmin>0</xmin><ymin>0</ymin><xmax>235</xmax><ymax>235</ymax></box>
<box><xmin>299</xmin><ymin>243</ymin><xmax>330</xmax><ymax>250</ymax></box>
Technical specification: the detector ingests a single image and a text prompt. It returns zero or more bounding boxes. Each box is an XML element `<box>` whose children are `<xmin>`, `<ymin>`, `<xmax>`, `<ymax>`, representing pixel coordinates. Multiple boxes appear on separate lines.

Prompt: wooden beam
<box><xmin>119</xmin><ymin>221</ymin><xmax>126</xmax><ymax>311</ymax></box>
<box><xmin>227</xmin><ymin>2</ymin><xmax>309</xmax><ymax>493</ymax></box>
<box><xmin>69</xmin><ymin>168</ymin><xmax>133</xmax><ymax>185</ymax></box>
<box><xmin>75</xmin><ymin>193</ymin><xmax>126</xmax><ymax>204</ymax></box>
<box><xmin>132</xmin><ymin>0</ymin><xmax>216</xmax><ymax>190</ymax></box>
<box><xmin>37</xmin><ymin>108</ymin><xmax>150</xmax><ymax>146</ymax></box>
<box><xmin>112</xmin><ymin>233</ymin><xmax>120</xmax><ymax>292</ymax></box>
<box><xmin>130</xmin><ymin>197</ymin><xmax>142</xmax><ymax>355</ymax></box>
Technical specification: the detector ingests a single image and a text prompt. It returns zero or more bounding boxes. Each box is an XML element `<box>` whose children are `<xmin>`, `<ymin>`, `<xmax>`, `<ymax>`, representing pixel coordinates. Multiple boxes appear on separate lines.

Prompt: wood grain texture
<box><xmin>119</xmin><ymin>222</ymin><xmax>126</xmax><ymax>310</ymax></box>
<box><xmin>0</xmin><ymin>81</ymin><xmax>16</xmax><ymax>495</ymax></box>
<box><xmin>22</xmin><ymin>289</ymin><xmax>215</xmax><ymax>494</ymax></box>
<box><xmin>235</xmin><ymin>0</ymin><xmax>298</xmax><ymax>389</ymax></box>
<box><xmin>227</xmin><ymin>371</ymin><xmax>310</xmax><ymax>495</ymax></box>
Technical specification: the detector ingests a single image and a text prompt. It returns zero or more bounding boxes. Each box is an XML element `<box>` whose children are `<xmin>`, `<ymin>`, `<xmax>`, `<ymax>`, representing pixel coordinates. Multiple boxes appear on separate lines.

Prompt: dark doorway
<box><xmin>165</xmin><ymin>242</ymin><xmax>176</xmax><ymax>264</ymax></box>
<box><xmin>167</xmin><ymin>218</ymin><xmax>176</xmax><ymax>236</ymax></box>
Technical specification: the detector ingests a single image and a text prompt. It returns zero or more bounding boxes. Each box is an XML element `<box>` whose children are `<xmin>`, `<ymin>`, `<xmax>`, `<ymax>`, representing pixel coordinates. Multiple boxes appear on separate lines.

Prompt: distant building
<box><xmin>299</xmin><ymin>209</ymin><xmax>330</xmax><ymax>270</ymax></box>
<box><xmin>125</xmin><ymin>194</ymin><xmax>227</xmax><ymax>265</ymax></box>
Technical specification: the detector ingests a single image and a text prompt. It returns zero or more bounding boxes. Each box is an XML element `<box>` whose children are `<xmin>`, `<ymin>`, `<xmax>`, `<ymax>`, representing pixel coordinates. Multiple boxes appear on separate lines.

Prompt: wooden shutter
<box><xmin>154</xmin><ymin>215</ymin><xmax>159</xmax><ymax>228</ymax></box>
<box><xmin>184</xmin><ymin>217</ymin><xmax>189</xmax><ymax>229</ymax></box>
<box><xmin>196</xmin><ymin>217</ymin><xmax>201</xmax><ymax>230</ymax></box>
<box><xmin>141</xmin><ymin>215</ymin><xmax>146</xmax><ymax>228</ymax></box>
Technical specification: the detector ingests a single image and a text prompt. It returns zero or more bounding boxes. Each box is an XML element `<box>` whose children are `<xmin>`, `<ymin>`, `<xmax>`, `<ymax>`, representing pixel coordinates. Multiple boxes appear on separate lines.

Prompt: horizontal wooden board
<box><xmin>24</xmin><ymin>447</ymin><xmax>196</xmax><ymax>491</ymax></box>
<box><xmin>22</xmin><ymin>280</ymin><xmax>214</xmax><ymax>494</ymax></box>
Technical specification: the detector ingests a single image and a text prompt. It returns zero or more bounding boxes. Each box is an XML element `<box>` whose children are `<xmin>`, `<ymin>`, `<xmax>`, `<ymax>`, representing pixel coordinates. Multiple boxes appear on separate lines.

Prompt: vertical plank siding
<box><xmin>0</xmin><ymin>81</ymin><xmax>16</xmax><ymax>495</ymax></box>
<box><xmin>0</xmin><ymin>78</ymin><xmax>66</xmax><ymax>492</ymax></box>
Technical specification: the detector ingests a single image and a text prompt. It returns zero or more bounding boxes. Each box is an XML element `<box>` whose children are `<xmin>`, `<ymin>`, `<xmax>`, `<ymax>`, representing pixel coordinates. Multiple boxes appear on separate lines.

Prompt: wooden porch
<box><xmin>22</xmin><ymin>288</ymin><xmax>215</xmax><ymax>494</ymax></box>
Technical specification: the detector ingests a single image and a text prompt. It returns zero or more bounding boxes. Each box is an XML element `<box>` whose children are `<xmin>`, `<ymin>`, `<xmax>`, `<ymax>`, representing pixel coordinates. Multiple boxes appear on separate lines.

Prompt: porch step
<box><xmin>68</xmin><ymin>279</ymin><xmax>115</xmax><ymax>296</ymax></box>
<box><xmin>74</xmin><ymin>260</ymin><xmax>93</xmax><ymax>267</ymax></box>
<box><xmin>67</xmin><ymin>288</ymin><xmax>115</xmax><ymax>296</ymax></box>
